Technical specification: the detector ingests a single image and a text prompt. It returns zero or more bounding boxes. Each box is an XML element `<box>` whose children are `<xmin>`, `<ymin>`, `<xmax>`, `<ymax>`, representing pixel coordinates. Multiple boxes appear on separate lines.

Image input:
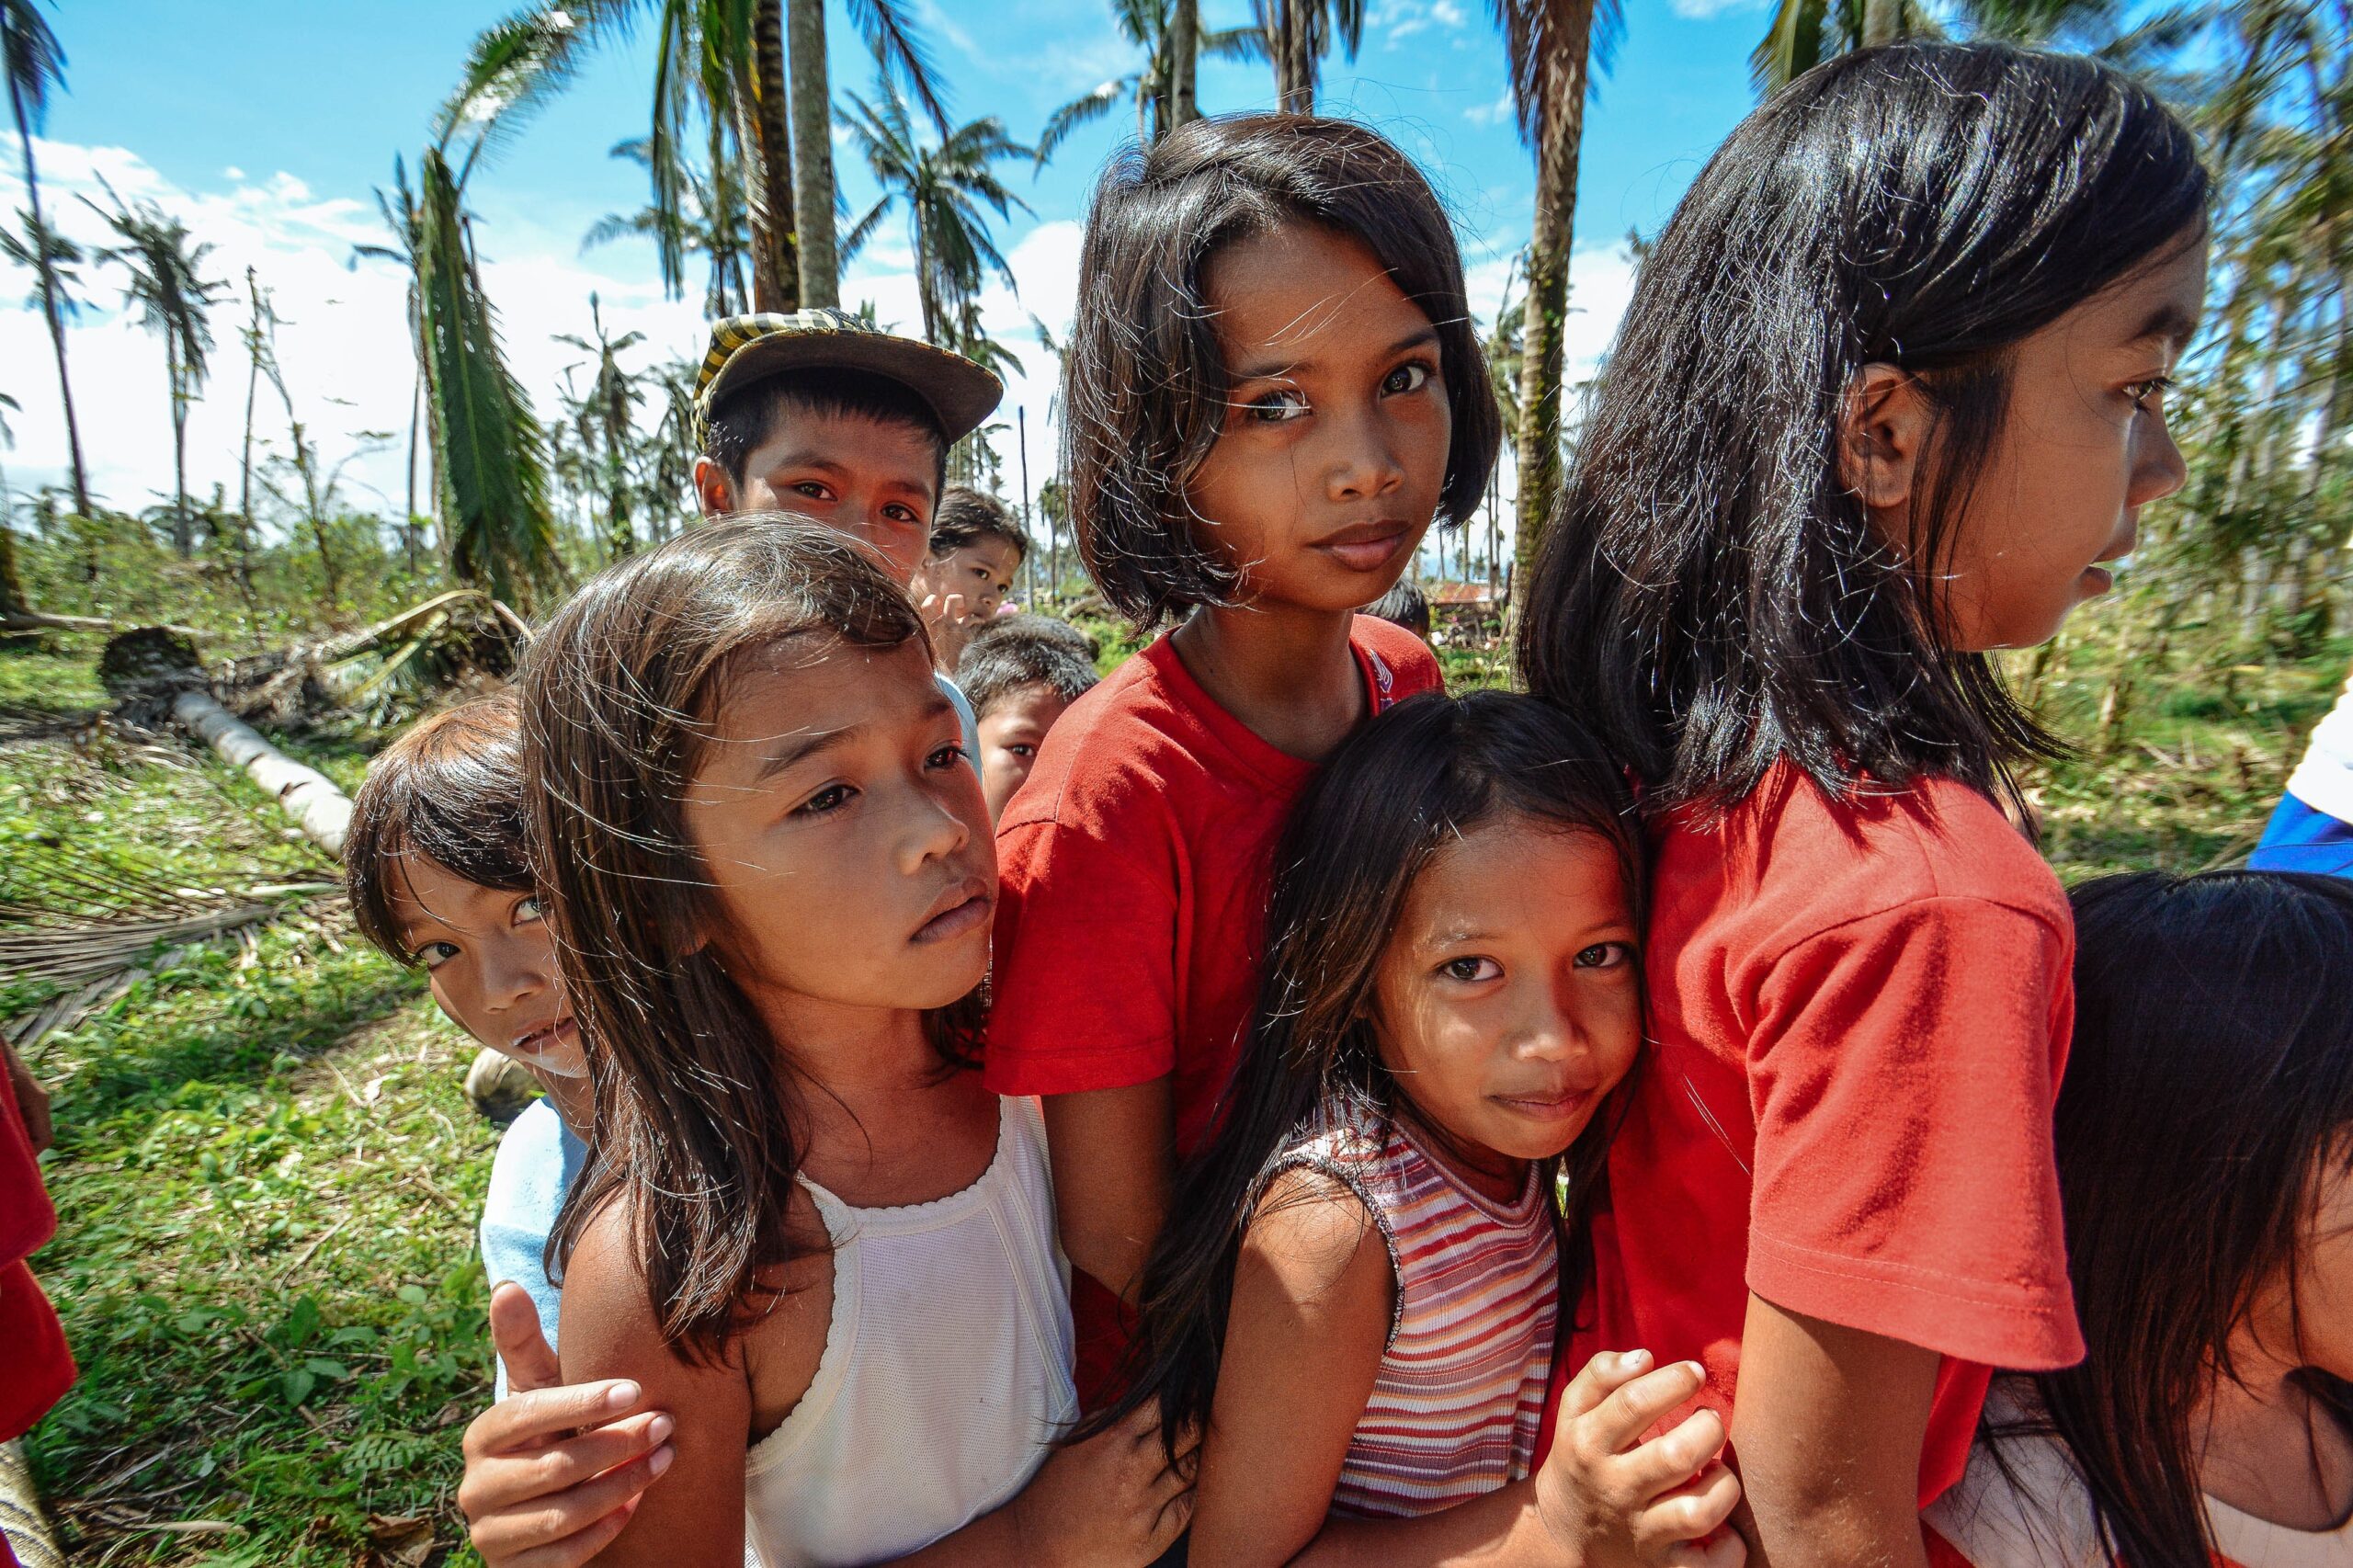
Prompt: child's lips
<box><xmin>1492</xmin><ymin>1086</ymin><xmax>1594</xmax><ymax>1123</ymax></box>
<box><xmin>511</xmin><ymin>1016</ymin><xmax>578</xmax><ymax>1057</ymax></box>
<box><xmin>913</xmin><ymin>879</ymin><xmax>995</xmax><ymax>944</ymax></box>
<box><xmin>1312</xmin><ymin>521</ymin><xmax>1410</xmax><ymax>573</ymax></box>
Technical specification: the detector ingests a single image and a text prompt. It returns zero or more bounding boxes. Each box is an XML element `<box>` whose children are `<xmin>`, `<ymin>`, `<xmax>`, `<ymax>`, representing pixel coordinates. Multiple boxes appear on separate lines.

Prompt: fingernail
<box><xmin>606</xmin><ymin>1381</ymin><xmax>642</xmax><ymax>1411</ymax></box>
<box><xmin>648</xmin><ymin>1414</ymin><xmax>675</xmax><ymax>1444</ymax></box>
<box><xmin>1624</xmin><ymin>1348</ymin><xmax>1652</xmax><ymax>1369</ymax></box>
<box><xmin>649</xmin><ymin>1443</ymin><xmax>676</xmax><ymax>1476</ymax></box>
<box><xmin>1683</xmin><ymin>1361</ymin><xmax>1704</xmax><ymax>1378</ymax></box>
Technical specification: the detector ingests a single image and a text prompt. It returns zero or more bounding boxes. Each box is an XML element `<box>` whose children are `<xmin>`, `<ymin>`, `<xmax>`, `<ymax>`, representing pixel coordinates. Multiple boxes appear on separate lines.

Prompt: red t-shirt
<box><xmin>0</xmin><ymin>1054</ymin><xmax>73</xmax><ymax>1441</ymax></box>
<box><xmin>984</xmin><ymin>616</ymin><xmax>1440</xmax><ymax>1397</ymax></box>
<box><xmin>1560</xmin><ymin>766</ymin><xmax>2083</xmax><ymax>1514</ymax></box>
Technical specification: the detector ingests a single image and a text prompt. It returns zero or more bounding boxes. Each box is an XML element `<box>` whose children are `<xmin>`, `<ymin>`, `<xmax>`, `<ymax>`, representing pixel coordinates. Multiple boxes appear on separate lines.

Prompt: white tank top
<box><xmin>742</xmin><ymin>1096</ymin><xmax>1076</xmax><ymax>1568</ymax></box>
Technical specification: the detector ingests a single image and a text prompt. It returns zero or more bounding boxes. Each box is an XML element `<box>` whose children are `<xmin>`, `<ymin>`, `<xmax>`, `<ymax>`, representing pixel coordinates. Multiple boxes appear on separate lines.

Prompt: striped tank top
<box><xmin>1269</xmin><ymin>1099</ymin><xmax>1560</xmax><ymax>1519</ymax></box>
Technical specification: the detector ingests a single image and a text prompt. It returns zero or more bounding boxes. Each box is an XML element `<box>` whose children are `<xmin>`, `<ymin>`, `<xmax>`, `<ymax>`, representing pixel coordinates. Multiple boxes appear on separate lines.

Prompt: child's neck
<box><xmin>1172</xmin><ymin>598</ymin><xmax>1366</xmax><ymax>764</ymax></box>
<box><xmin>2195</xmin><ymin>1336</ymin><xmax>2353</xmax><ymax>1531</ymax></box>
<box><xmin>540</xmin><ymin>1071</ymin><xmax>595</xmax><ymax>1143</ymax></box>
<box><xmin>745</xmin><ymin>986</ymin><xmax>996</xmax><ymax>1208</ymax></box>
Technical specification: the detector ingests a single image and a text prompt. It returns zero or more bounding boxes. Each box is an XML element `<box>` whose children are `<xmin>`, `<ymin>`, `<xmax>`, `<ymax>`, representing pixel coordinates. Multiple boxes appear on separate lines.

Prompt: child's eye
<box><xmin>927</xmin><ymin>744</ymin><xmax>969</xmax><ymax>770</ymax></box>
<box><xmin>1243</xmin><ymin>387</ymin><xmax>1310</xmax><ymax>423</ymax></box>
<box><xmin>794</xmin><ymin>783</ymin><xmax>857</xmax><ymax>816</ymax></box>
<box><xmin>1438</xmin><ymin>955</ymin><xmax>1502</xmax><ymax>983</ymax></box>
<box><xmin>1575</xmin><ymin>941</ymin><xmax>1637</xmax><ymax>971</ymax></box>
<box><xmin>1382</xmin><ymin>361</ymin><xmax>1433</xmax><ymax>396</ymax></box>
<box><xmin>1007</xmin><ymin>744</ymin><xmax>1036</xmax><ymax>759</ymax></box>
<box><xmin>415</xmin><ymin>939</ymin><xmax>462</xmax><ymax>970</ymax></box>
<box><xmin>514</xmin><ymin>896</ymin><xmax>543</xmax><ymax>925</ymax></box>
<box><xmin>790</xmin><ymin>480</ymin><xmax>835</xmax><ymax>502</ymax></box>
<box><xmin>883</xmin><ymin>504</ymin><xmax>922</xmax><ymax>524</ymax></box>
<box><xmin>2125</xmin><ymin>376</ymin><xmax>2175</xmax><ymax>412</ymax></box>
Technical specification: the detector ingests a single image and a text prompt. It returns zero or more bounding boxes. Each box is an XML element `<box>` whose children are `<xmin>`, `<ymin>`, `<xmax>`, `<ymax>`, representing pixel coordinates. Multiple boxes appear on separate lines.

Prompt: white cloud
<box><xmin>1668</xmin><ymin>0</ymin><xmax>1771</xmax><ymax>17</ymax></box>
<box><xmin>1370</xmin><ymin>0</ymin><xmax>1470</xmax><ymax>41</ymax></box>
<box><xmin>1463</xmin><ymin>86</ymin><xmax>1516</xmax><ymax>128</ymax></box>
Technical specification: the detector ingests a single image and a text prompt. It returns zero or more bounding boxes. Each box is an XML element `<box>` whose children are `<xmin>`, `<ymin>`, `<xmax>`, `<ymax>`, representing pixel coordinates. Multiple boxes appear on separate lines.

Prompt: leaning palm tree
<box><xmin>85</xmin><ymin>187</ymin><xmax>228</xmax><ymax>558</ymax></box>
<box><xmin>1493</xmin><ymin>0</ymin><xmax>1620</xmax><ymax>607</ymax></box>
<box><xmin>841</xmin><ymin>82</ymin><xmax>1034</xmax><ymax>347</ymax></box>
<box><xmin>3</xmin><ymin>0</ymin><xmax>89</xmax><ymax>515</ymax></box>
<box><xmin>1036</xmin><ymin>0</ymin><xmax>1264</xmax><ymax>161</ymax></box>
<box><xmin>1256</xmin><ymin>0</ymin><xmax>1363</xmax><ymax>113</ymax></box>
<box><xmin>555</xmin><ymin>294</ymin><xmax>647</xmax><ymax>562</ymax></box>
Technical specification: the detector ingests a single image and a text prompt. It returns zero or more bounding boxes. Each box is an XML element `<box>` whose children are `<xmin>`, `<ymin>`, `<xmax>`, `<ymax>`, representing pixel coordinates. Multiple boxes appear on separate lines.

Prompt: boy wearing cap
<box><xmin>688</xmin><ymin>308</ymin><xmax>1006</xmax><ymax>751</ymax></box>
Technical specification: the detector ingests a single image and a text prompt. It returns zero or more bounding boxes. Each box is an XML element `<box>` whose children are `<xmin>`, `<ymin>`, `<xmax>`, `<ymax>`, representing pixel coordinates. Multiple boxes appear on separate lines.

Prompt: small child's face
<box><xmin>701</xmin><ymin>410</ymin><xmax>940</xmax><ymax>578</ymax></box>
<box><xmin>681</xmin><ymin>637</ymin><xmax>995</xmax><ymax>1019</ymax></box>
<box><xmin>1370</xmin><ymin>812</ymin><xmax>1640</xmax><ymax>1176</ymax></box>
<box><xmin>1183</xmin><ymin>222</ymin><xmax>1449</xmax><ymax>616</ymax></box>
<box><xmin>1882</xmin><ymin>228</ymin><xmax>2208</xmax><ymax>653</ymax></box>
<box><xmin>919</xmin><ymin>538</ymin><xmax>1023</xmax><ymax>623</ymax></box>
<box><xmin>389</xmin><ymin>857</ymin><xmax>586</xmax><ymax>1081</ymax></box>
<box><xmin>975</xmin><ymin>682</ymin><xmax>1071</xmax><ymax>822</ymax></box>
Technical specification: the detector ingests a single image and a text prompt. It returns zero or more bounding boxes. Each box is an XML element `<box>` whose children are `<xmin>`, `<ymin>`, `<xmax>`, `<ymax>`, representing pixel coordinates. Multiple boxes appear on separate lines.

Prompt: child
<box><xmin>956</xmin><ymin>616</ymin><xmax>1100</xmax><ymax>821</ymax></box>
<box><xmin>517</xmin><ymin>517</ymin><xmax>1186</xmax><ymax>1568</ymax></box>
<box><xmin>345</xmin><ymin>696</ymin><xmax>589</xmax><ymax>1395</ymax></box>
<box><xmin>984</xmin><ymin>112</ymin><xmax>1503</xmax><ymax>1404</ymax></box>
<box><xmin>692</xmin><ymin>307</ymin><xmax>1005</xmax><ymax>750</ymax></box>
<box><xmin>1109</xmin><ymin>690</ymin><xmax>1744</xmax><ymax>1565</ymax></box>
<box><xmin>915</xmin><ymin>487</ymin><xmax>1029</xmax><ymax>670</ymax></box>
<box><xmin>1517</xmin><ymin>41</ymin><xmax>2210</xmax><ymax>1567</ymax></box>
<box><xmin>2251</xmin><ymin>662</ymin><xmax>2353</xmax><ymax>876</ymax></box>
<box><xmin>1927</xmin><ymin>870</ymin><xmax>2353</xmax><ymax>1566</ymax></box>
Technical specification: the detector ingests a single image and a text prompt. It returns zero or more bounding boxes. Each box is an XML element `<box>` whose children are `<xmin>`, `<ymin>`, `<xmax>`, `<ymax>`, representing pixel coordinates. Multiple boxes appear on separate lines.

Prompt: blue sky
<box><xmin>2</xmin><ymin>0</ymin><xmax>1773</xmax><ymax>539</ymax></box>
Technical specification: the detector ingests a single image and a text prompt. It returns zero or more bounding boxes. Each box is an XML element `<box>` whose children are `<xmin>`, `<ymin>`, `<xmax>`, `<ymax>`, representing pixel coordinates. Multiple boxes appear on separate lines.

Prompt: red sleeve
<box><xmin>1744</xmin><ymin>896</ymin><xmax>2083</xmax><ymax>1371</ymax></box>
<box><xmin>983</xmin><ymin>810</ymin><xmax>1185</xmax><ymax>1097</ymax></box>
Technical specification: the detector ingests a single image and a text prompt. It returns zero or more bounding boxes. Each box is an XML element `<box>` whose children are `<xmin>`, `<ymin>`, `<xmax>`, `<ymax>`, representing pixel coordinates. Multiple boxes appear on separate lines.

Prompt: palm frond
<box><xmin>436</xmin><ymin>1</ymin><xmax>643</xmax><ymax>162</ymax></box>
<box><xmin>847</xmin><ymin>0</ymin><xmax>953</xmax><ymax>132</ymax></box>
<box><xmin>1036</xmin><ymin>78</ymin><xmax>1132</xmax><ymax>165</ymax></box>
<box><xmin>0</xmin><ymin>0</ymin><xmax>67</xmax><ymax>130</ymax></box>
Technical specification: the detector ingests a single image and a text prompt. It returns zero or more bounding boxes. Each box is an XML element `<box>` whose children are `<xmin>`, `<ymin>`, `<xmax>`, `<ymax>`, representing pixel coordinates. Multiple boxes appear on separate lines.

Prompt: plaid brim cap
<box><xmin>692</xmin><ymin>309</ymin><xmax>1004</xmax><ymax>450</ymax></box>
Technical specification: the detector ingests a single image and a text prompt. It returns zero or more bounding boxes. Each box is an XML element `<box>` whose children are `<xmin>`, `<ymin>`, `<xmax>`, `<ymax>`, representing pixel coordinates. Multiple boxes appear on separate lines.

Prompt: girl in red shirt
<box><xmin>1927</xmin><ymin>871</ymin><xmax>2353</xmax><ymax>1566</ymax></box>
<box><xmin>1518</xmin><ymin>41</ymin><xmax>2211</xmax><ymax>1568</ymax></box>
<box><xmin>983</xmin><ymin>113</ymin><xmax>1503</xmax><ymax>1401</ymax></box>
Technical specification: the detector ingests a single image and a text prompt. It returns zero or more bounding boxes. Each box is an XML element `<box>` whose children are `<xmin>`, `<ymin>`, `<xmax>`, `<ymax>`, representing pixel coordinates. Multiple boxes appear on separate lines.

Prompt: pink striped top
<box><xmin>1270</xmin><ymin>1099</ymin><xmax>1560</xmax><ymax>1519</ymax></box>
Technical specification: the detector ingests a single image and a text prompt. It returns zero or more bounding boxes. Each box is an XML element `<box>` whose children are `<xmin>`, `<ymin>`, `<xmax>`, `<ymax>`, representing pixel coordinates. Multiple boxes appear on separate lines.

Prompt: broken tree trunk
<box><xmin>172</xmin><ymin>688</ymin><xmax>353</xmax><ymax>858</ymax></box>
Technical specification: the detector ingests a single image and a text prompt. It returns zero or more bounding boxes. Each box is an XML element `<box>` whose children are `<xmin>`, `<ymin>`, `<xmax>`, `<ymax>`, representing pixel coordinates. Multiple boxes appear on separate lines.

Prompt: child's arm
<box><xmin>1041</xmin><ymin>1079</ymin><xmax>1176</xmax><ymax>1306</ymax></box>
<box><xmin>551</xmin><ymin>1202</ymin><xmax>756</xmax><ymax>1568</ymax></box>
<box><xmin>1189</xmin><ymin>1172</ymin><xmax>1742</xmax><ymax>1568</ymax></box>
<box><xmin>1723</xmin><ymin>1295</ymin><xmax>1940</xmax><ymax>1568</ymax></box>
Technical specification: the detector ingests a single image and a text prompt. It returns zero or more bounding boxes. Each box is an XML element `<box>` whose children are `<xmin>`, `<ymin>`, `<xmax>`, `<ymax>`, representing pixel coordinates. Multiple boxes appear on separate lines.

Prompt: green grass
<box><xmin>4</xmin><ymin>623</ymin><xmax>2339</xmax><ymax>1564</ymax></box>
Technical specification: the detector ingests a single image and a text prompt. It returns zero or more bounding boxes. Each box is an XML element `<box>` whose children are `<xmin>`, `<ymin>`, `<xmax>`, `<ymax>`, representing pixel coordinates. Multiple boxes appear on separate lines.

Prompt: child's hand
<box><xmin>916</xmin><ymin>586</ymin><xmax>976</xmax><ymax>669</ymax></box>
<box><xmin>1534</xmin><ymin>1349</ymin><xmax>1745</xmax><ymax>1568</ymax></box>
<box><xmin>1011</xmin><ymin>1403</ymin><xmax>1196</xmax><ymax>1568</ymax></box>
<box><xmin>458</xmin><ymin>1283</ymin><xmax>676</xmax><ymax>1568</ymax></box>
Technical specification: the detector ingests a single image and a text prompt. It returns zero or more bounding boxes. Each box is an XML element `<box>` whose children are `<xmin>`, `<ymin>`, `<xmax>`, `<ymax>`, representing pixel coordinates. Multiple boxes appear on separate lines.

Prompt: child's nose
<box><xmin>2130</xmin><ymin>418</ymin><xmax>2189</xmax><ymax>509</ymax></box>
<box><xmin>1322</xmin><ymin>406</ymin><xmax>1405</xmax><ymax>503</ymax></box>
<box><xmin>899</xmin><ymin>783</ymin><xmax>972</xmax><ymax>872</ymax></box>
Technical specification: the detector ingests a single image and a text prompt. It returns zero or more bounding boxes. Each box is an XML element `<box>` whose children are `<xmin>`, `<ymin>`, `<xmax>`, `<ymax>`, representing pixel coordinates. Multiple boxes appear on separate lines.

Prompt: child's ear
<box><xmin>1836</xmin><ymin>363</ymin><xmax>1930</xmax><ymax>519</ymax></box>
<box><xmin>693</xmin><ymin>455</ymin><xmax>737</xmax><ymax>517</ymax></box>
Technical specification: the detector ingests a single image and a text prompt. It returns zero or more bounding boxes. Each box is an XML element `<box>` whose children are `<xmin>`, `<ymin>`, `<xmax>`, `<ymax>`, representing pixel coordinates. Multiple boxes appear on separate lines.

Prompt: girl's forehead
<box><xmin>1202</xmin><ymin>225</ymin><xmax>1427</xmax><ymax>360</ymax></box>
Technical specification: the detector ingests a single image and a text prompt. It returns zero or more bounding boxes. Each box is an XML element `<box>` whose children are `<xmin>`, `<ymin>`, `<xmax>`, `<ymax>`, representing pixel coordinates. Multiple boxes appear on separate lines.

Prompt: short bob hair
<box><xmin>702</xmin><ymin>366</ymin><xmax>949</xmax><ymax>498</ymax></box>
<box><xmin>1518</xmin><ymin>42</ymin><xmax>2210</xmax><ymax>816</ymax></box>
<box><xmin>1063</xmin><ymin>113</ymin><xmax>1502</xmax><ymax>630</ymax></box>
<box><xmin>956</xmin><ymin>616</ymin><xmax>1102</xmax><ymax>715</ymax></box>
<box><xmin>928</xmin><ymin>486</ymin><xmax>1028</xmax><ymax>562</ymax></box>
<box><xmin>344</xmin><ymin>693</ymin><xmax>530</xmax><ymax>963</ymax></box>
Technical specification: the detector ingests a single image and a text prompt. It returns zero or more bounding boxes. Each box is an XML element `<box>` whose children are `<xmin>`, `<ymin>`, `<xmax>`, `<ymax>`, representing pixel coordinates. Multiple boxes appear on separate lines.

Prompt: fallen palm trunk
<box><xmin>2</xmin><ymin>609</ymin><xmax>206</xmax><ymax>640</ymax></box>
<box><xmin>0</xmin><ymin>1438</ymin><xmax>63</xmax><ymax>1568</ymax></box>
<box><xmin>171</xmin><ymin>688</ymin><xmax>353</xmax><ymax>857</ymax></box>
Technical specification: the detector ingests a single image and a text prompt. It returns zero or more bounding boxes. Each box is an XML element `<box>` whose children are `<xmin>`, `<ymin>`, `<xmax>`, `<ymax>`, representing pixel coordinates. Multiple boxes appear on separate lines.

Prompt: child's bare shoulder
<box><xmin>1238</xmin><ymin>1165</ymin><xmax>1392</xmax><ymax>1312</ymax></box>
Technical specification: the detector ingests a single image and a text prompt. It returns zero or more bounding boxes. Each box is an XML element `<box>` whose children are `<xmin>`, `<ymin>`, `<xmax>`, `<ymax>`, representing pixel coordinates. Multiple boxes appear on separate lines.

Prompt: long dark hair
<box><xmin>2020</xmin><ymin>871</ymin><xmax>2353</xmax><ymax>1566</ymax></box>
<box><xmin>345</xmin><ymin>693</ymin><xmax>530</xmax><ymax>962</ymax></box>
<box><xmin>1519</xmin><ymin>42</ymin><xmax>2209</xmax><ymax>816</ymax></box>
<box><xmin>1064</xmin><ymin>112</ymin><xmax>1503</xmax><ymax>630</ymax></box>
<box><xmin>1096</xmin><ymin>690</ymin><xmax>1644</xmax><ymax>1462</ymax></box>
<box><xmin>523</xmin><ymin>516</ymin><xmax>981</xmax><ymax>1364</ymax></box>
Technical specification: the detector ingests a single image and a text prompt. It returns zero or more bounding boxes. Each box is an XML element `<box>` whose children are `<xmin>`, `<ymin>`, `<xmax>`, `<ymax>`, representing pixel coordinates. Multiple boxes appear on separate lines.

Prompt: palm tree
<box><xmin>1256</xmin><ymin>0</ymin><xmax>1363</xmax><ymax>113</ymax></box>
<box><xmin>86</xmin><ymin>186</ymin><xmax>229</xmax><ymax>558</ymax></box>
<box><xmin>1749</xmin><ymin>0</ymin><xmax>2168</xmax><ymax>96</ymax></box>
<box><xmin>1036</xmin><ymin>1</ymin><xmax>1263</xmax><ymax>160</ymax></box>
<box><xmin>585</xmin><ymin>137</ymin><xmax>752</xmax><ymax>317</ymax></box>
<box><xmin>3</xmin><ymin>0</ymin><xmax>89</xmax><ymax>515</ymax></box>
<box><xmin>841</xmin><ymin>82</ymin><xmax>1034</xmax><ymax>347</ymax></box>
<box><xmin>443</xmin><ymin>0</ymin><xmax>949</xmax><ymax>314</ymax></box>
<box><xmin>1493</xmin><ymin>0</ymin><xmax>1620</xmax><ymax>606</ymax></box>
<box><xmin>555</xmin><ymin>294</ymin><xmax>647</xmax><ymax>561</ymax></box>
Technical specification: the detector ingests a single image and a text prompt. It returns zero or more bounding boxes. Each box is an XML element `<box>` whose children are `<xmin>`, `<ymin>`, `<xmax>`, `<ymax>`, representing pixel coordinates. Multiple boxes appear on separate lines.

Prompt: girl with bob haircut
<box><xmin>517</xmin><ymin>517</ymin><xmax>1187</xmax><ymax>1568</ymax></box>
<box><xmin>984</xmin><ymin>112</ymin><xmax>1500</xmax><ymax>1403</ymax></box>
<box><xmin>1099</xmin><ymin>691</ymin><xmax>1745</xmax><ymax>1565</ymax></box>
<box><xmin>1930</xmin><ymin>870</ymin><xmax>2353</xmax><ymax>1567</ymax></box>
<box><xmin>1518</xmin><ymin>40</ymin><xmax>2210</xmax><ymax>1567</ymax></box>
